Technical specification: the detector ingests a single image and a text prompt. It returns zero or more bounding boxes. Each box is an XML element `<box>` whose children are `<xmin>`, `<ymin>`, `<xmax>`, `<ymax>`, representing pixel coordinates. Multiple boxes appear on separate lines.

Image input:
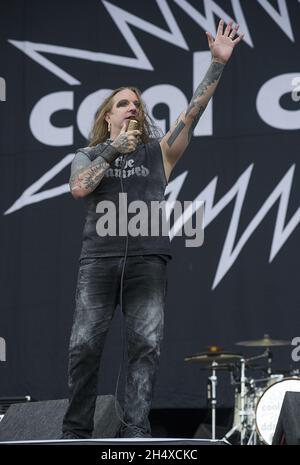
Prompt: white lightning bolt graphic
<box><xmin>166</xmin><ymin>164</ymin><xmax>300</xmax><ymax>289</ymax></box>
<box><xmin>8</xmin><ymin>0</ymin><xmax>188</xmax><ymax>84</ymax></box>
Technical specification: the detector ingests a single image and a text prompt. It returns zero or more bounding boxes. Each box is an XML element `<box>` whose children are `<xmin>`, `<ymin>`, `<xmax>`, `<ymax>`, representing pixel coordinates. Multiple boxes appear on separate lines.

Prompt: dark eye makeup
<box><xmin>116</xmin><ymin>99</ymin><xmax>141</xmax><ymax>108</ymax></box>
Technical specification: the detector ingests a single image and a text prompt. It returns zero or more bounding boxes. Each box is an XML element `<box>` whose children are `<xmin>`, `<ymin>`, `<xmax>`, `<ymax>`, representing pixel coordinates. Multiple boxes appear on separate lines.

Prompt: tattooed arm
<box><xmin>160</xmin><ymin>19</ymin><xmax>244</xmax><ymax>181</ymax></box>
<box><xmin>69</xmin><ymin>148</ymin><xmax>111</xmax><ymax>199</ymax></box>
<box><xmin>70</xmin><ymin>126</ymin><xmax>141</xmax><ymax>199</ymax></box>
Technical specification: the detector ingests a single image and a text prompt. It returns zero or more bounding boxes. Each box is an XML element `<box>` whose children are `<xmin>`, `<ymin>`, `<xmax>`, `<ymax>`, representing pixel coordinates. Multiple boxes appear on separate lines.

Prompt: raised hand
<box><xmin>112</xmin><ymin>121</ymin><xmax>141</xmax><ymax>154</ymax></box>
<box><xmin>206</xmin><ymin>19</ymin><xmax>244</xmax><ymax>64</ymax></box>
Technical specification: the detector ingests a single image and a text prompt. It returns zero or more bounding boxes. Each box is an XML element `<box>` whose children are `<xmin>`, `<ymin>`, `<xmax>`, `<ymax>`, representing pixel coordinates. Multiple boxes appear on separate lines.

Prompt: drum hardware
<box><xmin>222</xmin><ymin>357</ymin><xmax>248</xmax><ymax>443</ymax></box>
<box><xmin>184</xmin><ymin>351</ymin><xmax>243</xmax><ymax>365</ymax></box>
<box><xmin>208</xmin><ymin>361</ymin><xmax>217</xmax><ymax>440</ymax></box>
<box><xmin>185</xmin><ymin>341</ymin><xmax>295</xmax><ymax>445</ymax></box>
<box><xmin>184</xmin><ymin>349</ymin><xmax>242</xmax><ymax>440</ymax></box>
<box><xmin>226</xmin><ymin>340</ymin><xmax>294</xmax><ymax>445</ymax></box>
<box><xmin>206</xmin><ymin>360</ymin><xmax>241</xmax><ymax>441</ymax></box>
<box><xmin>235</xmin><ymin>334</ymin><xmax>290</xmax><ymax>348</ymax></box>
<box><xmin>223</xmin><ymin>349</ymin><xmax>278</xmax><ymax>445</ymax></box>
<box><xmin>223</xmin><ymin>357</ymin><xmax>258</xmax><ymax>445</ymax></box>
<box><xmin>244</xmin><ymin>349</ymin><xmax>270</xmax><ymax>364</ymax></box>
<box><xmin>236</xmin><ymin>335</ymin><xmax>290</xmax><ymax>376</ymax></box>
<box><xmin>250</xmin><ymin>374</ymin><xmax>284</xmax><ymax>385</ymax></box>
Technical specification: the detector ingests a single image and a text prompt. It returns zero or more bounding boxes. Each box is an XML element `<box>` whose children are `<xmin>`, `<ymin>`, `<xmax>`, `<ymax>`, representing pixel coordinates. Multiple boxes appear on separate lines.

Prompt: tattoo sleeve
<box><xmin>167</xmin><ymin>60</ymin><xmax>225</xmax><ymax>147</ymax></box>
<box><xmin>167</xmin><ymin>120</ymin><xmax>186</xmax><ymax>147</ymax></box>
<box><xmin>69</xmin><ymin>144</ymin><xmax>119</xmax><ymax>196</ymax></box>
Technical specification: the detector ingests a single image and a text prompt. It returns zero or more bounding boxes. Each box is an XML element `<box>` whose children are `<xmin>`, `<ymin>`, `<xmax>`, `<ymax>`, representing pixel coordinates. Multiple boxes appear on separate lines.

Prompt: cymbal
<box><xmin>184</xmin><ymin>352</ymin><xmax>242</xmax><ymax>365</ymax></box>
<box><xmin>236</xmin><ymin>335</ymin><xmax>290</xmax><ymax>347</ymax></box>
<box><xmin>197</xmin><ymin>364</ymin><xmax>236</xmax><ymax>371</ymax></box>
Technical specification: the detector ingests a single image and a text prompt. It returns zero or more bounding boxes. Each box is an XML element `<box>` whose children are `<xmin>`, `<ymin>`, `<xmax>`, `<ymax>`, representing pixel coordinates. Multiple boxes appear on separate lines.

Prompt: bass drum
<box><xmin>255</xmin><ymin>377</ymin><xmax>300</xmax><ymax>444</ymax></box>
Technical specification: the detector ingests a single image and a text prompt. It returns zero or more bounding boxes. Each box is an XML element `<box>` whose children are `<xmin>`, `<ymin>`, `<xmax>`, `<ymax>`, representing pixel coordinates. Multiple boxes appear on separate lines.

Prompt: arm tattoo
<box><xmin>186</xmin><ymin>61</ymin><xmax>224</xmax><ymax>116</ymax></box>
<box><xmin>167</xmin><ymin>120</ymin><xmax>185</xmax><ymax>147</ymax></box>
<box><xmin>167</xmin><ymin>60</ymin><xmax>224</xmax><ymax>148</ymax></box>
<box><xmin>187</xmin><ymin>105</ymin><xmax>206</xmax><ymax>142</ymax></box>
<box><xmin>79</xmin><ymin>156</ymin><xmax>109</xmax><ymax>192</ymax></box>
<box><xmin>70</xmin><ymin>144</ymin><xmax>118</xmax><ymax>195</ymax></box>
<box><xmin>185</xmin><ymin>61</ymin><xmax>224</xmax><ymax>141</ymax></box>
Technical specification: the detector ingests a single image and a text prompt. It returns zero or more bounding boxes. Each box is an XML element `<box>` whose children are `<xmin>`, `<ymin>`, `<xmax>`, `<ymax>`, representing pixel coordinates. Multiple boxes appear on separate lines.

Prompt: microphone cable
<box><xmin>113</xmin><ymin>152</ymin><xmax>132</xmax><ymax>433</ymax></box>
<box><xmin>111</xmin><ymin>120</ymin><xmax>140</xmax><ymax>434</ymax></box>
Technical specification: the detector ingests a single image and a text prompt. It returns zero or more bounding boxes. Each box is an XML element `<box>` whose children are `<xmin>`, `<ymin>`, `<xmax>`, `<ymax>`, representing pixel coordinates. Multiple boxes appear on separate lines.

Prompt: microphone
<box><xmin>127</xmin><ymin>119</ymin><xmax>141</xmax><ymax>154</ymax></box>
<box><xmin>127</xmin><ymin>119</ymin><xmax>139</xmax><ymax>131</ymax></box>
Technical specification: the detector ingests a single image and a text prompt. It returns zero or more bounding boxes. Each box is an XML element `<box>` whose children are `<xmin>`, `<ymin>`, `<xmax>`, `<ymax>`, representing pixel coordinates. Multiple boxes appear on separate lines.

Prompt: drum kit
<box><xmin>184</xmin><ymin>335</ymin><xmax>300</xmax><ymax>445</ymax></box>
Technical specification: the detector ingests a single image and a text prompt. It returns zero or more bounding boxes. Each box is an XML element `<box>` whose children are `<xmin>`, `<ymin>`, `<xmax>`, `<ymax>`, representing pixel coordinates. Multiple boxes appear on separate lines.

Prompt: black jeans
<box><xmin>62</xmin><ymin>255</ymin><xmax>168</xmax><ymax>438</ymax></box>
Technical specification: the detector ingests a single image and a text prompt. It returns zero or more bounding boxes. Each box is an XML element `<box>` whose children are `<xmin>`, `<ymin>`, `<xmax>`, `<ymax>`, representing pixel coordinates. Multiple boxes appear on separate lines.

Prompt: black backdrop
<box><xmin>0</xmin><ymin>0</ymin><xmax>300</xmax><ymax>408</ymax></box>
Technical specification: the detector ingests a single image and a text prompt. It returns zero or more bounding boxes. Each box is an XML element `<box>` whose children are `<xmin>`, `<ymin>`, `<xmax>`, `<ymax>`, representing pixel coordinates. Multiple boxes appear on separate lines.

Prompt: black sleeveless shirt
<box><xmin>76</xmin><ymin>139</ymin><xmax>172</xmax><ymax>260</ymax></box>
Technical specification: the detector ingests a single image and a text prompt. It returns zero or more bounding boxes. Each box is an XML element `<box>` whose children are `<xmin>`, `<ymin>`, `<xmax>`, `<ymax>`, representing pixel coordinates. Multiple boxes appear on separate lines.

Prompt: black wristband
<box><xmin>93</xmin><ymin>143</ymin><xmax>119</xmax><ymax>165</ymax></box>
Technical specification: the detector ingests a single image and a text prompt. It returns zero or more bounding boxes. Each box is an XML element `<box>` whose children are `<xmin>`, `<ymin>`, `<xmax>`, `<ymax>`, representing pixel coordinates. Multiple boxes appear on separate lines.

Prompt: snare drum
<box><xmin>255</xmin><ymin>377</ymin><xmax>300</xmax><ymax>444</ymax></box>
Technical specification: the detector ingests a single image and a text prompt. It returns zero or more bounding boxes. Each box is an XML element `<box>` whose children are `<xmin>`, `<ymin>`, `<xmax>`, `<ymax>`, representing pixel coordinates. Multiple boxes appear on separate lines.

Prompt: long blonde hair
<box><xmin>88</xmin><ymin>86</ymin><xmax>162</xmax><ymax>146</ymax></box>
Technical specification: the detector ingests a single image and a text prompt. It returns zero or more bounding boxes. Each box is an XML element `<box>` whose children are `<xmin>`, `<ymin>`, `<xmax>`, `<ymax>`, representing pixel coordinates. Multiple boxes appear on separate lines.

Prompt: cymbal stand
<box><xmin>267</xmin><ymin>348</ymin><xmax>273</xmax><ymax>375</ymax></box>
<box><xmin>242</xmin><ymin>350</ymin><xmax>270</xmax><ymax>445</ymax></box>
<box><xmin>224</xmin><ymin>350</ymin><xmax>272</xmax><ymax>444</ymax></box>
<box><xmin>240</xmin><ymin>357</ymin><xmax>247</xmax><ymax>444</ymax></box>
<box><xmin>208</xmin><ymin>361</ymin><xmax>218</xmax><ymax>440</ymax></box>
<box><xmin>244</xmin><ymin>349</ymin><xmax>269</xmax><ymax>365</ymax></box>
<box><xmin>222</xmin><ymin>416</ymin><xmax>239</xmax><ymax>442</ymax></box>
<box><xmin>222</xmin><ymin>358</ymin><xmax>247</xmax><ymax>444</ymax></box>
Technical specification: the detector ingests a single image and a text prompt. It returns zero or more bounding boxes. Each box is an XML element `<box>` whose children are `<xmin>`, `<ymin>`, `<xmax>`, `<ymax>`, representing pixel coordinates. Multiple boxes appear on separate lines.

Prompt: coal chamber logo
<box><xmin>0</xmin><ymin>77</ymin><xmax>6</xmax><ymax>102</ymax></box>
<box><xmin>7</xmin><ymin>0</ymin><xmax>300</xmax><ymax>137</ymax></box>
<box><xmin>4</xmin><ymin>0</ymin><xmax>300</xmax><ymax>288</ymax></box>
<box><xmin>0</xmin><ymin>337</ymin><xmax>6</xmax><ymax>362</ymax></box>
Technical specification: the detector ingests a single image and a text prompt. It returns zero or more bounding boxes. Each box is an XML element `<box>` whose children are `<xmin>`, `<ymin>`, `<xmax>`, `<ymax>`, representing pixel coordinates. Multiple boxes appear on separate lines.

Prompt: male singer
<box><xmin>62</xmin><ymin>20</ymin><xmax>243</xmax><ymax>439</ymax></box>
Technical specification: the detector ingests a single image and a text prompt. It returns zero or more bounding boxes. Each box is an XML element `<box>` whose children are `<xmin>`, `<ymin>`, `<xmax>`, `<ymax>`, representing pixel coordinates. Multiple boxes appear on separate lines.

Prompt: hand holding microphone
<box><xmin>112</xmin><ymin>119</ymin><xmax>141</xmax><ymax>154</ymax></box>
